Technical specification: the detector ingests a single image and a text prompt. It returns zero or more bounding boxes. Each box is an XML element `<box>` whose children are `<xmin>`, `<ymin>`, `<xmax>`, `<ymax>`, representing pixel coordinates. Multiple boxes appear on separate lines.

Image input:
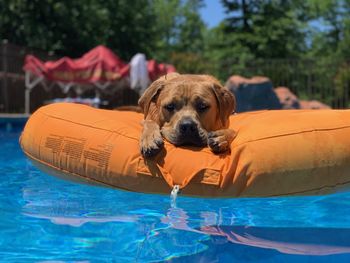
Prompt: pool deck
<box><xmin>0</xmin><ymin>113</ymin><xmax>30</xmax><ymax>118</ymax></box>
<box><xmin>0</xmin><ymin>113</ymin><xmax>29</xmax><ymax>122</ymax></box>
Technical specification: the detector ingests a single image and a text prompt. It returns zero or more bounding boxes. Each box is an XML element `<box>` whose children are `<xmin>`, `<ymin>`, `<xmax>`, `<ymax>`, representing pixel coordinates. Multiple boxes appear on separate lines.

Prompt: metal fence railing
<box><xmin>0</xmin><ymin>41</ymin><xmax>142</xmax><ymax>113</ymax></box>
<box><xmin>220</xmin><ymin>58</ymin><xmax>350</xmax><ymax>109</ymax></box>
<box><xmin>0</xmin><ymin>41</ymin><xmax>58</xmax><ymax>113</ymax></box>
<box><xmin>1</xmin><ymin>41</ymin><xmax>350</xmax><ymax>113</ymax></box>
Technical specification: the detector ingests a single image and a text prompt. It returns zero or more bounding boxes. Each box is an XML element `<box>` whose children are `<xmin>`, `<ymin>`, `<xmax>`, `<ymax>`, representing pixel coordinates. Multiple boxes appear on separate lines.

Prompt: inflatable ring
<box><xmin>20</xmin><ymin>103</ymin><xmax>350</xmax><ymax>197</ymax></box>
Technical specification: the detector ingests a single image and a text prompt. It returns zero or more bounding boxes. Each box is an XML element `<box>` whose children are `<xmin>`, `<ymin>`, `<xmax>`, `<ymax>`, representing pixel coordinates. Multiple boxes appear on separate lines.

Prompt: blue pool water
<box><xmin>1</xmin><ymin>123</ymin><xmax>350</xmax><ymax>262</ymax></box>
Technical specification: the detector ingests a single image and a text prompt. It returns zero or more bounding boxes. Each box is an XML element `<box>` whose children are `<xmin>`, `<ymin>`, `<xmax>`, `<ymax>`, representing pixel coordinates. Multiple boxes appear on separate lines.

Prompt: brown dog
<box><xmin>138</xmin><ymin>73</ymin><xmax>236</xmax><ymax>157</ymax></box>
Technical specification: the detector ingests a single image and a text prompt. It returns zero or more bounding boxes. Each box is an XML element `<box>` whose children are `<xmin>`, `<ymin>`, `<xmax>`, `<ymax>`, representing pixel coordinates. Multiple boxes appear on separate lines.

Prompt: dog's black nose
<box><xmin>179</xmin><ymin>119</ymin><xmax>197</xmax><ymax>135</ymax></box>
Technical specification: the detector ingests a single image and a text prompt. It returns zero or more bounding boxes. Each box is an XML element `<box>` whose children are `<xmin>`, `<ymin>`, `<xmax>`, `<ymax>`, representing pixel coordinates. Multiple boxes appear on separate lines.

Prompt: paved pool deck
<box><xmin>0</xmin><ymin>113</ymin><xmax>30</xmax><ymax>118</ymax></box>
<box><xmin>0</xmin><ymin>113</ymin><xmax>29</xmax><ymax>122</ymax></box>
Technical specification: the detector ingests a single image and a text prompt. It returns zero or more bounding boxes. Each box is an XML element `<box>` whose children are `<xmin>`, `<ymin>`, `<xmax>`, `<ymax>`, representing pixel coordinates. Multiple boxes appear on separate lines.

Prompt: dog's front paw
<box><xmin>207</xmin><ymin>129</ymin><xmax>236</xmax><ymax>154</ymax></box>
<box><xmin>140</xmin><ymin>131</ymin><xmax>164</xmax><ymax>158</ymax></box>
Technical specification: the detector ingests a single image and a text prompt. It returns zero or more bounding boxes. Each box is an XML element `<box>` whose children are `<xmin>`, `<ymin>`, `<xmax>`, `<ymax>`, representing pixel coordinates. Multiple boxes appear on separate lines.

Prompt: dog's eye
<box><xmin>164</xmin><ymin>103</ymin><xmax>176</xmax><ymax>112</ymax></box>
<box><xmin>197</xmin><ymin>103</ymin><xmax>210</xmax><ymax>112</ymax></box>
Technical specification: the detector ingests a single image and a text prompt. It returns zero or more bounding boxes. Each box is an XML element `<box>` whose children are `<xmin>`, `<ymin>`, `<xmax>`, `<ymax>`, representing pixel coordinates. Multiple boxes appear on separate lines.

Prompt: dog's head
<box><xmin>138</xmin><ymin>73</ymin><xmax>235</xmax><ymax>146</ymax></box>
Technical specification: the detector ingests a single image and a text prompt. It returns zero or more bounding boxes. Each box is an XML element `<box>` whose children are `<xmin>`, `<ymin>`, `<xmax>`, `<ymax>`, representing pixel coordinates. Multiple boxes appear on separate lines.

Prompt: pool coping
<box><xmin>0</xmin><ymin>113</ymin><xmax>29</xmax><ymax>122</ymax></box>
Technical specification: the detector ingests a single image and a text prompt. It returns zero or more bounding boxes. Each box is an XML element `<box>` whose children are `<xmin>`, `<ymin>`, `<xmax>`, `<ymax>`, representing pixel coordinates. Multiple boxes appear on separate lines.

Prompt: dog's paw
<box><xmin>140</xmin><ymin>132</ymin><xmax>164</xmax><ymax>158</ymax></box>
<box><xmin>207</xmin><ymin>129</ymin><xmax>236</xmax><ymax>154</ymax></box>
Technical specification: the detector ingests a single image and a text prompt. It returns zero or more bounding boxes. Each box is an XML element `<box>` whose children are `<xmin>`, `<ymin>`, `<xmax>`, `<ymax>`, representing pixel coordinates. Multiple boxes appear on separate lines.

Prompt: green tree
<box><xmin>203</xmin><ymin>23</ymin><xmax>254</xmax><ymax>81</ymax></box>
<box><xmin>0</xmin><ymin>0</ymin><xmax>157</xmax><ymax>59</ymax></box>
<box><xmin>151</xmin><ymin>0</ymin><xmax>207</xmax><ymax>73</ymax></box>
<box><xmin>331</xmin><ymin>0</ymin><xmax>350</xmax><ymax>59</ymax></box>
<box><xmin>175</xmin><ymin>0</ymin><xmax>206</xmax><ymax>53</ymax></box>
<box><xmin>220</xmin><ymin>0</ymin><xmax>309</xmax><ymax>59</ymax></box>
<box><xmin>169</xmin><ymin>0</ymin><xmax>208</xmax><ymax>74</ymax></box>
<box><xmin>151</xmin><ymin>0</ymin><xmax>181</xmax><ymax>61</ymax></box>
<box><xmin>305</xmin><ymin>1</ymin><xmax>350</xmax><ymax>106</ymax></box>
<box><xmin>306</xmin><ymin>0</ymin><xmax>344</xmax><ymax>58</ymax></box>
<box><xmin>201</xmin><ymin>0</ymin><xmax>313</xmax><ymax>81</ymax></box>
<box><xmin>152</xmin><ymin>0</ymin><xmax>205</xmax><ymax>56</ymax></box>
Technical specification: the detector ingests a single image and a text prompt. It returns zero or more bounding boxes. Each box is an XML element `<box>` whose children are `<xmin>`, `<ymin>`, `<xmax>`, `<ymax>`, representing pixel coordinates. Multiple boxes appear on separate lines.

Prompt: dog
<box><xmin>138</xmin><ymin>73</ymin><xmax>236</xmax><ymax>157</ymax></box>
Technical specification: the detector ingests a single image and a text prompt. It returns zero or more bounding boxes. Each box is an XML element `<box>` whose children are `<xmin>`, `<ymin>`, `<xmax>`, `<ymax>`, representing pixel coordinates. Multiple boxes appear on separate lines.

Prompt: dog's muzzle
<box><xmin>175</xmin><ymin>118</ymin><xmax>207</xmax><ymax>146</ymax></box>
<box><xmin>179</xmin><ymin>119</ymin><xmax>198</xmax><ymax>135</ymax></box>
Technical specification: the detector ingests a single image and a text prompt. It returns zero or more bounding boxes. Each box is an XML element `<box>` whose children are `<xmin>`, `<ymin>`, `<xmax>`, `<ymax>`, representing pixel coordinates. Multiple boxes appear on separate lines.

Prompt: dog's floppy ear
<box><xmin>138</xmin><ymin>72</ymin><xmax>180</xmax><ymax>118</ymax></box>
<box><xmin>138</xmin><ymin>79</ymin><xmax>164</xmax><ymax>119</ymax></box>
<box><xmin>211</xmin><ymin>81</ymin><xmax>236</xmax><ymax>128</ymax></box>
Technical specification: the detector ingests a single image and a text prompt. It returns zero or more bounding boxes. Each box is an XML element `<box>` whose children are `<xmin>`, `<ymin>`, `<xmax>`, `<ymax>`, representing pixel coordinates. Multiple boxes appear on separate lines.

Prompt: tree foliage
<box><xmin>151</xmin><ymin>0</ymin><xmax>206</xmax><ymax>64</ymax></box>
<box><xmin>219</xmin><ymin>0</ymin><xmax>310</xmax><ymax>59</ymax></box>
<box><xmin>1</xmin><ymin>0</ymin><xmax>350</xmax><ymax>83</ymax></box>
<box><xmin>0</xmin><ymin>0</ymin><xmax>157</xmax><ymax>59</ymax></box>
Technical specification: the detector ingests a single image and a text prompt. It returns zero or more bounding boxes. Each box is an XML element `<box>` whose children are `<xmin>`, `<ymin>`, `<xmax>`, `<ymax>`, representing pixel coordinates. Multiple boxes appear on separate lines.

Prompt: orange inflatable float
<box><xmin>20</xmin><ymin>103</ymin><xmax>350</xmax><ymax>197</ymax></box>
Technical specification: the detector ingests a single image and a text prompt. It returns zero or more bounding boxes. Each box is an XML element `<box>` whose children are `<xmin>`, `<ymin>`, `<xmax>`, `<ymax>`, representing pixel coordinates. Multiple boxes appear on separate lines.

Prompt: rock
<box><xmin>274</xmin><ymin>87</ymin><xmax>300</xmax><ymax>109</ymax></box>
<box><xmin>225</xmin><ymin>75</ymin><xmax>281</xmax><ymax>112</ymax></box>
<box><xmin>299</xmin><ymin>100</ymin><xmax>331</xmax><ymax>109</ymax></box>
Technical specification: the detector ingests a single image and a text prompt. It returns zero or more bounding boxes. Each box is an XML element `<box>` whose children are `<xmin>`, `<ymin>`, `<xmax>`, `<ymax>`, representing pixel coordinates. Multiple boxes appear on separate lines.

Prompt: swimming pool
<box><xmin>1</xmin><ymin>122</ymin><xmax>350</xmax><ymax>262</ymax></box>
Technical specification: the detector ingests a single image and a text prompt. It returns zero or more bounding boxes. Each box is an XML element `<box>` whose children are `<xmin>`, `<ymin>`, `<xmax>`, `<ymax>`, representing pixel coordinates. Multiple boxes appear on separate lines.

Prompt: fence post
<box><xmin>1</xmin><ymin>39</ymin><xmax>9</xmax><ymax>112</ymax></box>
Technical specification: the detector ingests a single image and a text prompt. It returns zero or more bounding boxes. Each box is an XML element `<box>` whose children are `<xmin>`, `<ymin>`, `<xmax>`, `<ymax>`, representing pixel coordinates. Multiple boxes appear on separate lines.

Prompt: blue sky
<box><xmin>199</xmin><ymin>1</ymin><xmax>327</xmax><ymax>33</ymax></box>
<box><xmin>200</xmin><ymin>0</ymin><xmax>227</xmax><ymax>28</ymax></box>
